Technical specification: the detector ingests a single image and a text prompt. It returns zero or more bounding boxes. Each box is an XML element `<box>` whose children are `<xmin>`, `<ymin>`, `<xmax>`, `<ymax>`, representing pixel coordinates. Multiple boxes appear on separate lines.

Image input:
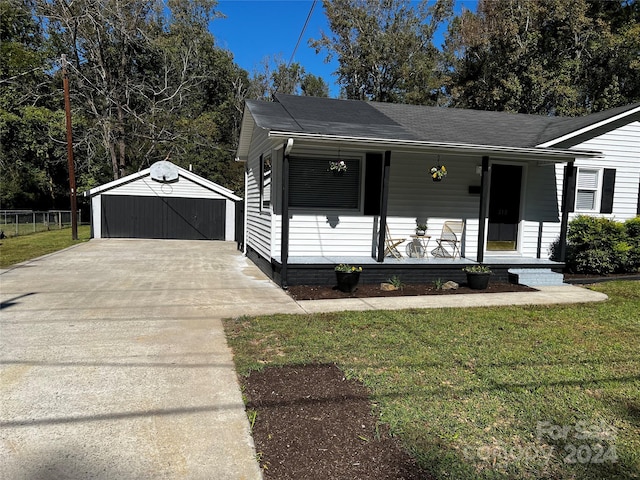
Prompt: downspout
<box><xmin>559</xmin><ymin>161</ymin><xmax>576</xmax><ymax>262</ymax></box>
<box><xmin>280</xmin><ymin>139</ymin><xmax>294</xmax><ymax>288</ymax></box>
<box><xmin>376</xmin><ymin>151</ymin><xmax>392</xmax><ymax>262</ymax></box>
<box><xmin>477</xmin><ymin>156</ymin><xmax>490</xmax><ymax>263</ymax></box>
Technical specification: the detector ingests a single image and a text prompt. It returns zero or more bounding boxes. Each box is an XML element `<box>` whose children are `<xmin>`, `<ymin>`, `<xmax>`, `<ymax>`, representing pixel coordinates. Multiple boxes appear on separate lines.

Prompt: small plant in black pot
<box><xmin>462</xmin><ymin>265</ymin><xmax>492</xmax><ymax>290</ymax></box>
<box><xmin>335</xmin><ymin>264</ymin><xmax>363</xmax><ymax>293</ymax></box>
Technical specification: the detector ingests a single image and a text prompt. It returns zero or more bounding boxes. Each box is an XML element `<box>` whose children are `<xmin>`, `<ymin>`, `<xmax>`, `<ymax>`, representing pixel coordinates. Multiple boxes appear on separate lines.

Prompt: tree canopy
<box><xmin>443</xmin><ymin>0</ymin><xmax>640</xmax><ymax>115</ymax></box>
<box><xmin>2</xmin><ymin>0</ymin><xmax>639</xmax><ymax>211</ymax></box>
<box><xmin>312</xmin><ymin>0</ymin><xmax>453</xmax><ymax>103</ymax></box>
<box><xmin>1</xmin><ymin>0</ymin><xmax>254</xmax><ymax>209</ymax></box>
<box><xmin>247</xmin><ymin>55</ymin><xmax>330</xmax><ymax>100</ymax></box>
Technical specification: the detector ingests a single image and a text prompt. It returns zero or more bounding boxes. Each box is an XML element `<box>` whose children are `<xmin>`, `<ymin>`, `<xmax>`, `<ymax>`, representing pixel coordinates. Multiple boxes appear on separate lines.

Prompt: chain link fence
<box><xmin>0</xmin><ymin>210</ymin><xmax>81</xmax><ymax>238</ymax></box>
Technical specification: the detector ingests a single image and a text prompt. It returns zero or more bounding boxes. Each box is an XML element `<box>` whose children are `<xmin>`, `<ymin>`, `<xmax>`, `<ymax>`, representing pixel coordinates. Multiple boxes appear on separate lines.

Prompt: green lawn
<box><xmin>0</xmin><ymin>225</ymin><xmax>91</xmax><ymax>268</ymax></box>
<box><xmin>224</xmin><ymin>281</ymin><xmax>640</xmax><ymax>479</ymax></box>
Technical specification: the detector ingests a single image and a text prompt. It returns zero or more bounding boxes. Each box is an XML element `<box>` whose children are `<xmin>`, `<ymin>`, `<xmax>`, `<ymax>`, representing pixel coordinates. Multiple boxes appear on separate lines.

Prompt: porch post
<box><xmin>559</xmin><ymin>161</ymin><xmax>576</xmax><ymax>262</ymax></box>
<box><xmin>281</xmin><ymin>147</ymin><xmax>291</xmax><ymax>288</ymax></box>
<box><xmin>376</xmin><ymin>150</ymin><xmax>392</xmax><ymax>263</ymax></box>
<box><xmin>476</xmin><ymin>156</ymin><xmax>490</xmax><ymax>263</ymax></box>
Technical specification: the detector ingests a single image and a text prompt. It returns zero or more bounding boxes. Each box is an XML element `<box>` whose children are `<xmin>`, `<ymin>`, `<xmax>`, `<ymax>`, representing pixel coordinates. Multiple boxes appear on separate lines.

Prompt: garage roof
<box><xmin>84</xmin><ymin>162</ymin><xmax>241</xmax><ymax>201</ymax></box>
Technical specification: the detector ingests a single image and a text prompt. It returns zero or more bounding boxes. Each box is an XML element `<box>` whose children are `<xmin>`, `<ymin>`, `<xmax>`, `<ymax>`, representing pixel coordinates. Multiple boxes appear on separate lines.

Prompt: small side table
<box><xmin>407</xmin><ymin>235</ymin><xmax>431</xmax><ymax>259</ymax></box>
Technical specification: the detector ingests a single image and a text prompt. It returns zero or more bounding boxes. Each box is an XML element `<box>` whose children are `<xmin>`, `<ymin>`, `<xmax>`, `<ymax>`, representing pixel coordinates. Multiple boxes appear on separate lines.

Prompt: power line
<box><xmin>287</xmin><ymin>0</ymin><xmax>317</xmax><ymax>67</ymax></box>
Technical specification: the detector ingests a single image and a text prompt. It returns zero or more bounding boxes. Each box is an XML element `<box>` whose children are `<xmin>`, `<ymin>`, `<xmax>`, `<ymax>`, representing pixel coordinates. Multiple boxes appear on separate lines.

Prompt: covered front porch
<box><xmin>273</xmin><ymin>149</ymin><xmax>577</xmax><ymax>287</ymax></box>
<box><xmin>269</xmin><ymin>254</ymin><xmax>564</xmax><ymax>287</ymax></box>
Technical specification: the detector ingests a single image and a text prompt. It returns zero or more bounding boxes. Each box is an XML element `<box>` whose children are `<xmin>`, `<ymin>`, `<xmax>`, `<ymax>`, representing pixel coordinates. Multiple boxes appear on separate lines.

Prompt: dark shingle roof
<box><xmin>245</xmin><ymin>94</ymin><xmax>639</xmax><ymax>149</ymax></box>
<box><xmin>244</xmin><ymin>99</ymin><xmax>301</xmax><ymax>132</ymax></box>
<box><xmin>372</xmin><ymin>102</ymin><xmax>554</xmax><ymax>148</ymax></box>
<box><xmin>266</xmin><ymin>94</ymin><xmax>417</xmax><ymax>140</ymax></box>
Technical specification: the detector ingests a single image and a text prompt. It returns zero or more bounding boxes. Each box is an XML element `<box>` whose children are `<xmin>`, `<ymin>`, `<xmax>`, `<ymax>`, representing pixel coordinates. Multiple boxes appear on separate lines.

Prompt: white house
<box><xmin>84</xmin><ymin>161</ymin><xmax>241</xmax><ymax>241</ymax></box>
<box><xmin>236</xmin><ymin>94</ymin><xmax>640</xmax><ymax>287</ymax></box>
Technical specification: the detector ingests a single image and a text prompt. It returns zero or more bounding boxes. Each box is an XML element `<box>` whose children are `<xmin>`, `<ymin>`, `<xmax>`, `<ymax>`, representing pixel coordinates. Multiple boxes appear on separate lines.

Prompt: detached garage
<box><xmin>85</xmin><ymin>161</ymin><xmax>241</xmax><ymax>241</ymax></box>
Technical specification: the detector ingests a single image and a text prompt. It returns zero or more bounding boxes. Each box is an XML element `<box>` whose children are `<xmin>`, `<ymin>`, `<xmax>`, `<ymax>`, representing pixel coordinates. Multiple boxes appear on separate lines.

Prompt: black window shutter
<box><xmin>259</xmin><ymin>154</ymin><xmax>264</xmax><ymax>199</ymax></box>
<box><xmin>637</xmin><ymin>181</ymin><xmax>640</xmax><ymax>216</ymax></box>
<box><xmin>600</xmin><ymin>168</ymin><xmax>616</xmax><ymax>214</ymax></box>
<box><xmin>364</xmin><ymin>153</ymin><xmax>383</xmax><ymax>215</ymax></box>
<box><xmin>562</xmin><ymin>165</ymin><xmax>576</xmax><ymax>212</ymax></box>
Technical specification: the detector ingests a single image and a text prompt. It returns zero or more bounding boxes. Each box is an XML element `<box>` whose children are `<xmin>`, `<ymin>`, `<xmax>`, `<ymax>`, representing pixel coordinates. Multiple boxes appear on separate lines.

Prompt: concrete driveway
<box><xmin>0</xmin><ymin>239</ymin><xmax>304</xmax><ymax>480</ymax></box>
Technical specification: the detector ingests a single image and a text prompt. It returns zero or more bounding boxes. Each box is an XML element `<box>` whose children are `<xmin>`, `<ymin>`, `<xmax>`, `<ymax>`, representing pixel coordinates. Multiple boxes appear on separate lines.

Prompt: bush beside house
<box><xmin>554</xmin><ymin>216</ymin><xmax>640</xmax><ymax>274</ymax></box>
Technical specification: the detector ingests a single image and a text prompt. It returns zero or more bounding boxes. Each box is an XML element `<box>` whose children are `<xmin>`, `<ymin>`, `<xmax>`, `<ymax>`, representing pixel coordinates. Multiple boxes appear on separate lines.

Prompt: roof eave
<box><xmin>236</xmin><ymin>104</ymin><xmax>256</xmax><ymax>162</ymax></box>
<box><xmin>537</xmin><ymin>105</ymin><xmax>640</xmax><ymax>148</ymax></box>
<box><xmin>268</xmin><ymin>131</ymin><xmax>601</xmax><ymax>161</ymax></box>
<box><xmin>84</xmin><ymin>164</ymin><xmax>241</xmax><ymax>201</ymax></box>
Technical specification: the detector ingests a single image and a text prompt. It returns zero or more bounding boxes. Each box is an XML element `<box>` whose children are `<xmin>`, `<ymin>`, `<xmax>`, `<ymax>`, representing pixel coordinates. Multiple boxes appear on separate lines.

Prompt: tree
<box><xmin>40</xmin><ymin>0</ymin><xmax>248</xmax><ymax>183</ymax></box>
<box><xmin>301</xmin><ymin>73</ymin><xmax>330</xmax><ymax>97</ymax></box>
<box><xmin>311</xmin><ymin>0</ymin><xmax>453</xmax><ymax>103</ymax></box>
<box><xmin>444</xmin><ymin>0</ymin><xmax>640</xmax><ymax>115</ymax></box>
<box><xmin>247</xmin><ymin>56</ymin><xmax>329</xmax><ymax>100</ymax></box>
<box><xmin>0</xmin><ymin>0</ymin><xmax>70</xmax><ymax>209</ymax></box>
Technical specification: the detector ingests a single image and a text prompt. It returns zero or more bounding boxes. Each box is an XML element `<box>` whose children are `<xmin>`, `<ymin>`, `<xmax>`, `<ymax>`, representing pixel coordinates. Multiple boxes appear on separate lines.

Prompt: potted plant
<box><xmin>462</xmin><ymin>265</ymin><xmax>492</xmax><ymax>290</ymax></box>
<box><xmin>415</xmin><ymin>222</ymin><xmax>428</xmax><ymax>236</ymax></box>
<box><xmin>335</xmin><ymin>264</ymin><xmax>362</xmax><ymax>293</ymax></box>
<box><xmin>328</xmin><ymin>160</ymin><xmax>347</xmax><ymax>174</ymax></box>
<box><xmin>430</xmin><ymin>165</ymin><xmax>447</xmax><ymax>182</ymax></box>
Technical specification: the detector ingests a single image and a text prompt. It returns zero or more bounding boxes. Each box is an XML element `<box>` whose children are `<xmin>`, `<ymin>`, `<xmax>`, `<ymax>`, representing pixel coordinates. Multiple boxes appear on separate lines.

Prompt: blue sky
<box><xmin>212</xmin><ymin>0</ymin><xmax>478</xmax><ymax>97</ymax></box>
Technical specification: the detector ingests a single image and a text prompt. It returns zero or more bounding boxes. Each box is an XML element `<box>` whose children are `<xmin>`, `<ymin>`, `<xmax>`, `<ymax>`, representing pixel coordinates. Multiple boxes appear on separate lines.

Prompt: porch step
<box><xmin>508</xmin><ymin>268</ymin><xmax>565</xmax><ymax>287</ymax></box>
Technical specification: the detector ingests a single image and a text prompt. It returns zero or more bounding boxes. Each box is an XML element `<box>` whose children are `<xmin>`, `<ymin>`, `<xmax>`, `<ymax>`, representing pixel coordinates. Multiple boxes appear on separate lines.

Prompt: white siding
<box><xmin>271</xmin><ymin>145</ymin><xmax>371</xmax><ymax>256</ymax></box>
<box><xmin>388</xmin><ymin>152</ymin><xmax>482</xmax><ymax>259</ymax></box>
<box><xmin>533</xmin><ymin>120</ymin><xmax>640</xmax><ymax>259</ymax></box>
<box><xmin>100</xmin><ymin>174</ymin><xmax>228</xmax><ymax>199</ymax></box>
<box><xmin>275</xmin><ymin>215</ymin><xmax>378</xmax><ymax>257</ymax></box>
<box><xmin>91</xmin><ymin>195</ymin><xmax>103</xmax><ymax>238</ymax></box>
<box><xmin>567</xmin><ymin>120</ymin><xmax>640</xmax><ymax>221</ymax></box>
<box><xmin>245</xmin><ymin>128</ymin><xmax>275</xmax><ymax>260</ymax></box>
<box><xmin>273</xmin><ymin>151</ymin><xmax>483</xmax><ymax>259</ymax></box>
<box><xmin>245</xmin><ymin>120</ymin><xmax>640</xmax><ymax>262</ymax></box>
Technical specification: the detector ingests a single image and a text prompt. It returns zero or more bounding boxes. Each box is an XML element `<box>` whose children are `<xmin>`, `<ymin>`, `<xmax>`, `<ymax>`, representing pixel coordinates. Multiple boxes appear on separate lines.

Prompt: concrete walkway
<box><xmin>0</xmin><ymin>240</ymin><xmax>304</xmax><ymax>480</ymax></box>
<box><xmin>295</xmin><ymin>284</ymin><xmax>608</xmax><ymax>313</ymax></box>
<box><xmin>0</xmin><ymin>239</ymin><xmax>608</xmax><ymax>479</ymax></box>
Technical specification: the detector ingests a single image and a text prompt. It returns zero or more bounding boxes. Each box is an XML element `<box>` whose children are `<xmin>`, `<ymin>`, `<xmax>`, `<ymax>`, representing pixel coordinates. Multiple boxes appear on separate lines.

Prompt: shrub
<box><xmin>624</xmin><ymin>217</ymin><xmax>640</xmax><ymax>272</ymax></box>
<box><xmin>565</xmin><ymin>216</ymin><xmax>632</xmax><ymax>274</ymax></box>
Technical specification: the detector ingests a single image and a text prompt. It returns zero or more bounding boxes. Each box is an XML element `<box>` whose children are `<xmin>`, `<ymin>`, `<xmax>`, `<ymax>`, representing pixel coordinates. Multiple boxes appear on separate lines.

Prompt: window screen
<box><xmin>261</xmin><ymin>154</ymin><xmax>271</xmax><ymax>211</ymax></box>
<box><xmin>576</xmin><ymin>169</ymin><xmax>599</xmax><ymax>211</ymax></box>
<box><xmin>289</xmin><ymin>157</ymin><xmax>360</xmax><ymax>209</ymax></box>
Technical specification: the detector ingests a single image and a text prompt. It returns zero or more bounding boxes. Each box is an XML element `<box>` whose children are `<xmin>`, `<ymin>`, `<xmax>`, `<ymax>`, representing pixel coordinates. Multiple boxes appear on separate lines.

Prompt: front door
<box><xmin>487</xmin><ymin>164</ymin><xmax>522</xmax><ymax>251</ymax></box>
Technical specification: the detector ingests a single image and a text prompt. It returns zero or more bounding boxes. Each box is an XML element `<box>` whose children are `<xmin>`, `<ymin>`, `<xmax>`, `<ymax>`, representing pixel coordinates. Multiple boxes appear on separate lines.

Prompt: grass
<box><xmin>0</xmin><ymin>225</ymin><xmax>91</xmax><ymax>268</ymax></box>
<box><xmin>224</xmin><ymin>281</ymin><xmax>640</xmax><ymax>479</ymax></box>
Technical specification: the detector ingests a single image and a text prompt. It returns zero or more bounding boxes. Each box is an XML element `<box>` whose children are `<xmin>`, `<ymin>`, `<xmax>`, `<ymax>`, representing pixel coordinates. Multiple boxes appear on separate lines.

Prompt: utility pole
<box><xmin>61</xmin><ymin>54</ymin><xmax>78</xmax><ymax>240</ymax></box>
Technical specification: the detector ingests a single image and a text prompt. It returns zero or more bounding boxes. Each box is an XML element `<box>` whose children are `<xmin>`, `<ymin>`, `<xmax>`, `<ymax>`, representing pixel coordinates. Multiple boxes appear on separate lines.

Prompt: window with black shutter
<box><xmin>260</xmin><ymin>154</ymin><xmax>271</xmax><ymax>212</ymax></box>
<box><xmin>600</xmin><ymin>168</ymin><xmax>616</xmax><ymax>214</ymax></box>
<box><xmin>289</xmin><ymin>157</ymin><xmax>361</xmax><ymax>210</ymax></box>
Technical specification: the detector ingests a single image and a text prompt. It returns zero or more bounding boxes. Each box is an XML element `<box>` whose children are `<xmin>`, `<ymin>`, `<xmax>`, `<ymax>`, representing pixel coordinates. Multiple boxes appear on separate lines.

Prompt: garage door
<box><xmin>101</xmin><ymin>195</ymin><xmax>225</xmax><ymax>240</ymax></box>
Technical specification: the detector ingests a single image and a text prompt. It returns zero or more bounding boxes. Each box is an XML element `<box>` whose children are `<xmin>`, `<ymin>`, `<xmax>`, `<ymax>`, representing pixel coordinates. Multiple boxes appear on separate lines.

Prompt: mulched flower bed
<box><xmin>242</xmin><ymin>364</ymin><xmax>433</xmax><ymax>480</ymax></box>
<box><xmin>287</xmin><ymin>281</ymin><xmax>536</xmax><ymax>301</ymax></box>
